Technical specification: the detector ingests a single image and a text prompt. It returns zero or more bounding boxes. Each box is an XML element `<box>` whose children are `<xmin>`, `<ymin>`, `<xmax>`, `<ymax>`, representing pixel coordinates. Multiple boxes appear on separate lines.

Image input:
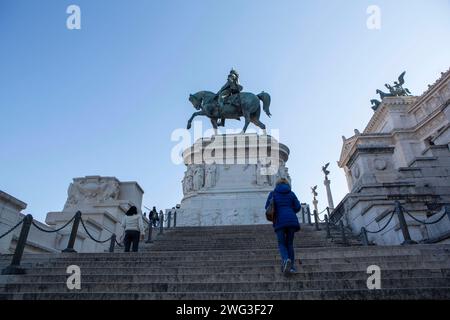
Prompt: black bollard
<box><xmin>395</xmin><ymin>201</ymin><xmax>417</xmax><ymax>245</ymax></box>
<box><xmin>173</xmin><ymin>210</ymin><xmax>177</xmax><ymax>228</ymax></box>
<box><xmin>361</xmin><ymin>227</ymin><xmax>369</xmax><ymax>246</ymax></box>
<box><xmin>146</xmin><ymin>218</ymin><xmax>153</xmax><ymax>243</ymax></box>
<box><xmin>307</xmin><ymin>206</ymin><xmax>312</xmax><ymax>225</ymax></box>
<box><xmin>168</xmin><ymin>211</ymin><xmax>172</xmax><ymax>229</ymax></box>
<box><xmin>301</xmin><ymin>207</ymin><xmax>305</xmax><ymax>224</ymax></box>
<box><xmin>109</xmin><ymin>234</ymin><xmax>116</xmax><ymax>253</ymax></box>
<box><xmin>313</xmin><ymin>209</ymin><xmax>320</xmax><ymax>231</ymax></box>
<box><xmin>340</xmin><ymin>220</ymin><xmax>348</xmax><ymax>246</ymax></box>
<box><xmin>324</xmin><ymin>215</ymin><xmax>331</xmax><ymax>238</ymax></box>
<box><xmin>62</xmin><ymin>211</ymin><xmax>82</xmax><ymax>253</ymax></box>
<box><xmin>159</xmin><ymin>212</ymin><xmax>164</xmax><ymax>235</ymax></box>
<box><xmin>2</xmin><ymin>214</ymin><xmax>33</xmax><ymax>275</ymax></box>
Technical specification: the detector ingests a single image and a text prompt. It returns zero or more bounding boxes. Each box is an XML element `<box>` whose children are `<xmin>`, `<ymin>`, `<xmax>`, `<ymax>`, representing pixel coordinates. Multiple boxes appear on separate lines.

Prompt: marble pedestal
<box><xmin>176</xmin><ymin>134</ymin><xmax>291</xmax><ymax>226</ymax></box>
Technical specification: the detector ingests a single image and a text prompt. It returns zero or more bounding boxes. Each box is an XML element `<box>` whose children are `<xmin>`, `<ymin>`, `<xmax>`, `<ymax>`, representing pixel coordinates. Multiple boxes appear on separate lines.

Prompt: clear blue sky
<box><xmin>1</xmin><ymin>0</ymin><xmax>449</xmax><ymax>222</ymax></box>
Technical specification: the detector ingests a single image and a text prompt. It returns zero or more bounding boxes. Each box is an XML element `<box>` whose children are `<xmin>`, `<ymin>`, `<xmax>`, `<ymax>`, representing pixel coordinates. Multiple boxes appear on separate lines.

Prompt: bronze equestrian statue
<box><xmin>187</xmin><ymin>69</ymin><xmax>271</xmax><ymax>134</ymax></box>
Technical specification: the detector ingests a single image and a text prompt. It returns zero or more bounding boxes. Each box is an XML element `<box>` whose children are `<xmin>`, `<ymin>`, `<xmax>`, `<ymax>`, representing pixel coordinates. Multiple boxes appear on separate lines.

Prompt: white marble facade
<box><xmin>336</xmin><ymin>69</ymin><xmax>450</xmax><ymax>245</ymax></box>
<box><xmin>176</xmin><ymin>134</ymin><xmax>291</xmax><ymax>226</ymax></box>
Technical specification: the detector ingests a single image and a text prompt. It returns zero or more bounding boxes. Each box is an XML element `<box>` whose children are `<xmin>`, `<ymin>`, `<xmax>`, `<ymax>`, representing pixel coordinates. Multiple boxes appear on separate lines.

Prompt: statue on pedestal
<box><xmin>187</xmin><ymin>69</ymin><xmax>272</xmax><ymax>134</ymax></box>
<box><xmin>322</xmin><ymin>163</ymin><xmax>330</xmax><ymax>179</ymax></box>
<box><xmin>376</xmin><ymin>71</ymin><xmax>412</xmax><ymax>100</ymax></box>
<box><xmin>322</xmin><ymin>163</ymin><xmax>335</xmax><ymax>211</ymax></box>
<box><xmin>372</xmin><ymin>71</ymin><xmax>413</xmax><ymax>112</ymax></box>
<box><xmin>311</xmin><ymin>185</ymin><xmax>318</xmax><ymax>199</ymax></box>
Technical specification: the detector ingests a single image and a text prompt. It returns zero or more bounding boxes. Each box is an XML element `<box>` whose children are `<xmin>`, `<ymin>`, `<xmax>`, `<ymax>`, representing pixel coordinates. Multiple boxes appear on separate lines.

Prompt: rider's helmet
<box><xmin>229</xmin><ymin>68</ymin><xmax>239</xmax><ymax>82</ymax></box>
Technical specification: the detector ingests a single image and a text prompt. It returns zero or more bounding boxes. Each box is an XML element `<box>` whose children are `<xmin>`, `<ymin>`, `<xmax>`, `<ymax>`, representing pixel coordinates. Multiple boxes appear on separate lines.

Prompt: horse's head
<box><xmin>189</xmin><ymin>93</ymin><xmax>202</xmax><ymax>110</ymax></box>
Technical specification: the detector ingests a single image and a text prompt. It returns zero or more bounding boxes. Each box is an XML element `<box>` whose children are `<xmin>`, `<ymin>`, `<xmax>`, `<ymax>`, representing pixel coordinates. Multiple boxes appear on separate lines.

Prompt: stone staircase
<box><xmin>0</xmin><ymin>224</ymin><xmax>449</xmax><ymax>300</ymax></box>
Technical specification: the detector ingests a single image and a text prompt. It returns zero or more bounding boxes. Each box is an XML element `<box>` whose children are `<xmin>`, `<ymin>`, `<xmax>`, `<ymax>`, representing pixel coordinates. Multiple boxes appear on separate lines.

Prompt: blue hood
<box><xmin>275</xmin><ymin>183</ymin><xmax>291</xmax><ymax>194</ymax></box>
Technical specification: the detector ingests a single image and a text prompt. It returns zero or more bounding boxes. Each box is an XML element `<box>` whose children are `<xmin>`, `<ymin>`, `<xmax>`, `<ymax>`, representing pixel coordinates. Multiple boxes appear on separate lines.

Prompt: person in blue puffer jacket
<box><xmin>265</xmin><ymin>178</ymin><xmax>302</xmax><ymax>274</ymax></box>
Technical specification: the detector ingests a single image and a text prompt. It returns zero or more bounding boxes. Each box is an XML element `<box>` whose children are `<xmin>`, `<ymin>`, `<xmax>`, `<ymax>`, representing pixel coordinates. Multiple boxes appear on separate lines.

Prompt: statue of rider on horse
<box><xmin>187</xmin><ymin>69</ymin><xmax>271</xmax><ymax>135</ymax></box>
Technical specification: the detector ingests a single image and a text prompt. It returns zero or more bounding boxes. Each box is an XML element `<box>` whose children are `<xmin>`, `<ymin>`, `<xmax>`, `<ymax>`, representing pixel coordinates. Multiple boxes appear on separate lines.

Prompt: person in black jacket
<box><xmin>265</xmin><ymin>178</ymin><xmax>301</xmax><ymax>274</ymax></box>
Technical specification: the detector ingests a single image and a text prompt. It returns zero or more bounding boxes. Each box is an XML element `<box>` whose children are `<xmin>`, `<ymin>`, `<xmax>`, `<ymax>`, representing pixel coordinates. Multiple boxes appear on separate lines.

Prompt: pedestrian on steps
<box><xmin>121</xmin><ymin>206</ymin><xmax>145</xmax><ymax>252</ymax></box>
<box><xmin>265</xmin><ymin>178</ymin><xmax>302</xmax><ymax>275</ymax></box>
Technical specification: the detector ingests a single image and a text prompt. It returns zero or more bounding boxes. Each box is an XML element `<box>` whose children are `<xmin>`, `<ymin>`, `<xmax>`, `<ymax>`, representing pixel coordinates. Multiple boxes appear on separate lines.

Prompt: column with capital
<box><xmin>322</xmin><ymin>163</ymin><xmax>335</xmax><ymax>211</ymax></box>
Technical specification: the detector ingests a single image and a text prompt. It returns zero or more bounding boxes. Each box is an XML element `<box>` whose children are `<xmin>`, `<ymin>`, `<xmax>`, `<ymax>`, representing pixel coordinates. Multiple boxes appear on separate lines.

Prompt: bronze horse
<box><xmin>187</xmin><ymin>91</ymin><xmax>271</xmax><ymax>134</ymax></box>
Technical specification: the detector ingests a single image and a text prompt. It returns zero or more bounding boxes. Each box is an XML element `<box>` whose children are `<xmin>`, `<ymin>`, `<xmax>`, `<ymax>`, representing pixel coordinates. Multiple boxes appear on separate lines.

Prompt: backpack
<box><xmin>265</xmin><ymin>194</ymin><xmax>276</xmax><ymax>222</ymax></box>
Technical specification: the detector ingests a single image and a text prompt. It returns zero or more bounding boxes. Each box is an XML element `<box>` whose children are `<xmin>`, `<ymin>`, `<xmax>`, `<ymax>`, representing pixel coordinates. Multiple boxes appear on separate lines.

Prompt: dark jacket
<box><xmin>265</xmin><ymin>183</ymin><xmax>301</xmax><ymax>232</ymax></box>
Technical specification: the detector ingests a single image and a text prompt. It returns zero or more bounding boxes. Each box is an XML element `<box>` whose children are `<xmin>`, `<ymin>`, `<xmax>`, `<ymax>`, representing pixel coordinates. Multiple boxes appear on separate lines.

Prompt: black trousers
<box><xmin>124</xmin><ymin>230</ymin><xmax>140</xmax><ymax>252</ymax></box>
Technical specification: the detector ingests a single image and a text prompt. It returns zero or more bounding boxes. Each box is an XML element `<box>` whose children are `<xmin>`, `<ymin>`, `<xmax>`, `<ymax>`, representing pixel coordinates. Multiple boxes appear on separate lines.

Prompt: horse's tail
<box><xmin>257</xmin><ymin>91</ymin><xmax>271</xmax><ymax>117</ymax></box>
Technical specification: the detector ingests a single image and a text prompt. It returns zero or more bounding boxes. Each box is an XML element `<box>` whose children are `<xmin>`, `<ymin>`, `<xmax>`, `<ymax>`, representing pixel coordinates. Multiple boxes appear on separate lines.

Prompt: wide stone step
<box><xmin>2</xmin><ymin>268</ymin><xmax>448</xmax><ymax>283</ymax></box>
<box><xmin>3</xmin><ymin>287</ymin><xmax>450</xmax><ymax>300</ymax></box>
<box><xmin>1</xmin><ymin>253</ymin><xmax>444</xmax><ymax>266</ymax></box>
<box><xmin>12</xmin><ymin>261</ymin><xmax>450</xmax><ymax>275</ymax></box>
<box><xmin>12</xmin><ymin>256</ymin><xmax>448</xmax><ymax>269</ymax></box>
<box><xmin>1</xmin><ymin>244</ymin><xmax>448</xmax><ymax>262</ymax></box>
<box><xmin>3</xmin><ymin>277</ymin><xmax>450</xmax><ymax>293</ymax></box>
<box><xmin>144</xmin><ymin>243</ymin><xmax>361</xmax><ymax>251</ymax></box>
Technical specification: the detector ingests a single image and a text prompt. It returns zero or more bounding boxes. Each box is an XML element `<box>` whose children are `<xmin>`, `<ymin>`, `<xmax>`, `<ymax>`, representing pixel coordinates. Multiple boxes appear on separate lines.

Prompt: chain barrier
<box><xmin>402</xmin><ymin>205</ymin><xmax>449</xmax><ymax>226</ymax></box>
<box><xmin>363</xmin><ymin>210</ymin><xmax>396</xmax><ymax>234</ymax></box>
<box><xmin>0</xmin><ymin>218</ymin><xmax>25</xmax><ymax>240</ymax></box>
<box><xmin>2</xmin><ymin>207</ymin><xmax>171</xmax><ymax>254</ymax></box>
<box><xmin>31</xmin><ymin>214</ymin><xmax>76</xmax><ymax>233</ymax></box>
<box><xmin>80</xmin><ymin>218</ymin><xmax>113</xmax><ymax>244</ymax></box>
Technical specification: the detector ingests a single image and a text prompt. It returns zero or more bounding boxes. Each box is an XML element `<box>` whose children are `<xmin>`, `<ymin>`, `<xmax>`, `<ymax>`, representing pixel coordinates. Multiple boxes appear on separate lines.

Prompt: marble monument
<box><xmin>176</xmin><ymin>133</ymin><xmax>291</xmax><ymax>226</ymax></box>
<box><xmin>335</xmin><ymin>69</ymin><xmax>450</xmax><ymax>245</ymax></box>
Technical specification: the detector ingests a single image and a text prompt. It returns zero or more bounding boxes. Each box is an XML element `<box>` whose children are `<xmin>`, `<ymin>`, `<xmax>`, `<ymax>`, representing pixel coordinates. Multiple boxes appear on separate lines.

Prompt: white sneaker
<box><xmin>282</xmin><ymin>259</ymin><xmax>292</xmax><ymax>275</ymax></box>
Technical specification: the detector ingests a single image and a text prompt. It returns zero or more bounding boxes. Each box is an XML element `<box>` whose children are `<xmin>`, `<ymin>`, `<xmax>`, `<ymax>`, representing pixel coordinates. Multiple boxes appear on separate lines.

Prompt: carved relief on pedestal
<box><xmin>64</xmin><ymin>177</ymin><xmax>120</xmax><ymax>210</ymax></box>
<box><xmin>182</xmin><ymin>166</ymin><xmax>194</xmax><ymax>195</ymax></box>
<box><xmin>193</xmin><ymin>165</ymin><xmax>205</xmax><ymax>191</ymax></box>
<box><xmin>205</xmin><ymin>163</ymin><xmax>217</xmax><ymax>188</ymax></box>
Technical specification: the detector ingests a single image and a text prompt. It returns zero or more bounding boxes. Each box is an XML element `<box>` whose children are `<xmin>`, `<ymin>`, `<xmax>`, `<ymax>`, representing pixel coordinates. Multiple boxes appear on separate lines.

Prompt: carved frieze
<box><xmin>64</xmin><ymin>176</ymin><xmax>120</xmax><ymax>210</ymax></box>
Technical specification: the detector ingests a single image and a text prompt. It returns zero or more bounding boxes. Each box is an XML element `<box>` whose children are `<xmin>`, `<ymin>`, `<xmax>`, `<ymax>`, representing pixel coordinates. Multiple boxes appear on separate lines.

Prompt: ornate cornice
<box><xmin>408</xmin><ymin>68</ymin><xmax>450</xmax><ymax>113</ymax></box>
<box><xmin>363</xmin><ymin>96</ymin><xmax>417</xmax><ymax>134</ymax></box>
<box><xmin>0</xmin><ymin>190</ymin><xmax>27</xmax><ymax>210</ymax></box>
<box><xmin>338</xmin><ymin>136</ymin><xmax>357</xmax><ymax>168</ymax></box>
